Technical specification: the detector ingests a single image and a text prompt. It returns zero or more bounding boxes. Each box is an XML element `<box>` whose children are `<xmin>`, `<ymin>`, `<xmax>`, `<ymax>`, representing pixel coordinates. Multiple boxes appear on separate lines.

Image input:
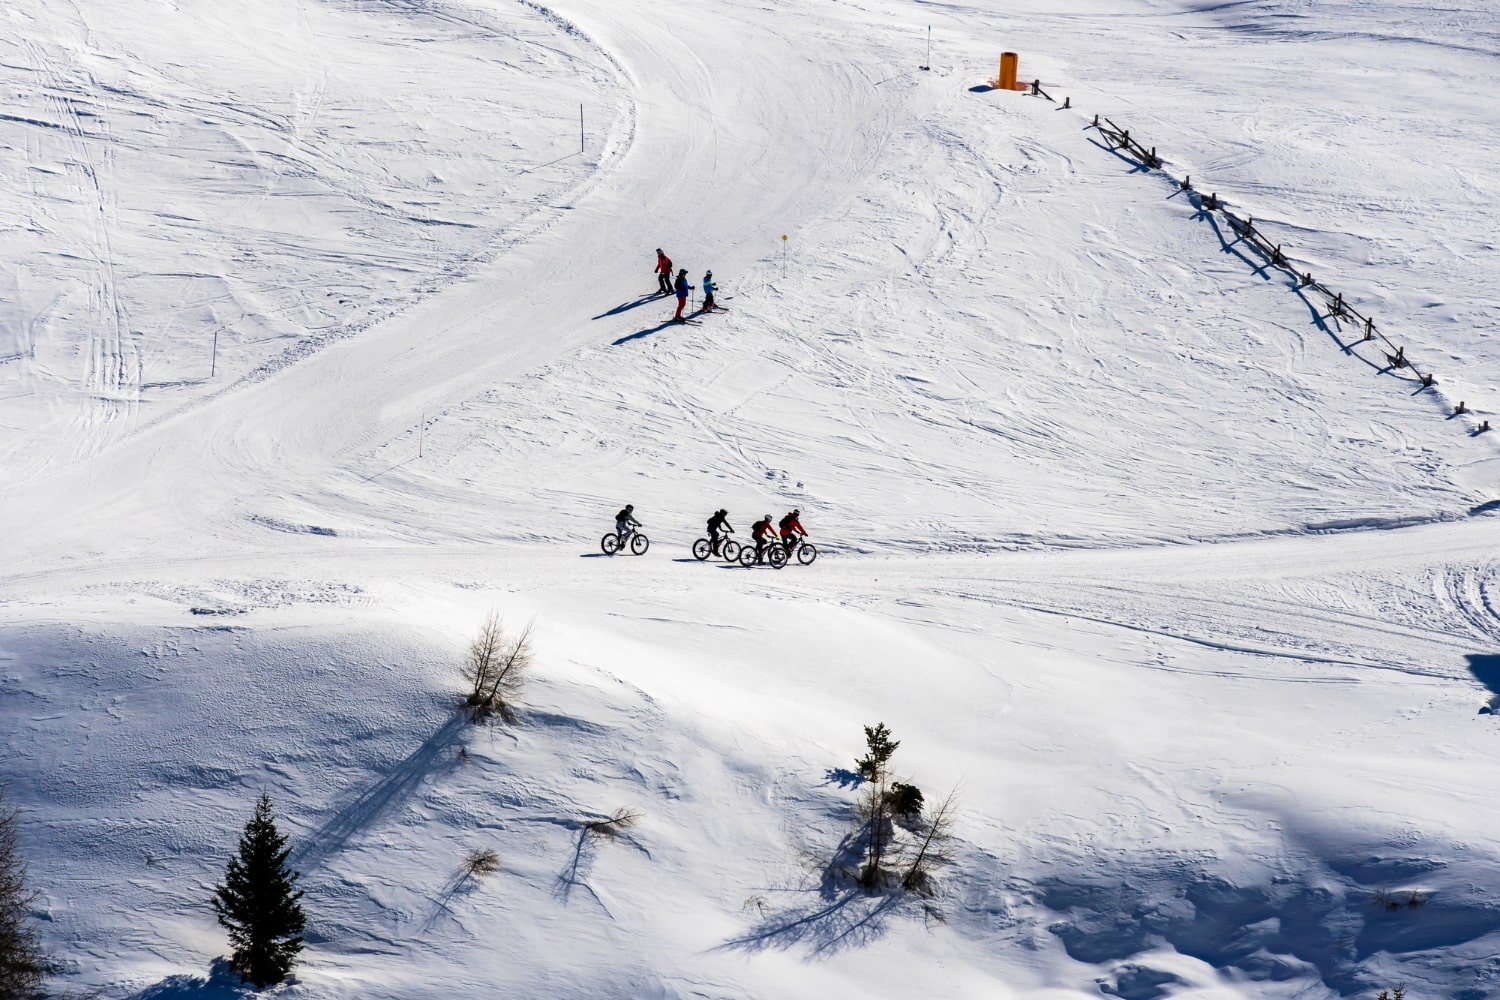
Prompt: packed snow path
<box><xmin>3</xmin><ymin>0</ymin><xmax>1500</xmax><ymax>997</ymax></box>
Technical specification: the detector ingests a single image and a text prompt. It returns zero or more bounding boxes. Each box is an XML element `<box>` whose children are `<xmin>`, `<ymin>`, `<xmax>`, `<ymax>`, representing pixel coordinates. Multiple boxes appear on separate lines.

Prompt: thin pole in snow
<box><xmin>922</xmin><ymin>26</ymin><xmax>931</xmax><ymax>70</ymax></box>
<box><xmin>419</xmin><ymin>413</ymin><xmax>425</xmax><ymax>459</ymax></box>
<box><xmin>210</xmin><ymin>328</ymin><xmax>218</xmax><ymax>378</ymax></box>
<box><xmin>580</xmin><ymin>104</ymin><xmax>584</xmax><ymax>153</ymax></box>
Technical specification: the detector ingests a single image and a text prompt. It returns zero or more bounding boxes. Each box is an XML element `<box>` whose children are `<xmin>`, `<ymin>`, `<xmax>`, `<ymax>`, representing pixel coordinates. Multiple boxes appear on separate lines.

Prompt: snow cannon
<box><xmin>992</xmin><ymin>51</ymin><xmax>1027</xmax><ymax>91</ymax></box>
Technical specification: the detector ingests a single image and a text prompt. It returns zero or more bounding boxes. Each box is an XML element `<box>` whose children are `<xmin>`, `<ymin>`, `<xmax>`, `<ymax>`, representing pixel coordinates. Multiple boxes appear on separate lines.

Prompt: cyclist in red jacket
<box><xmin>750</xmin><ymin>514</ymin><xmax>776</xmax><ymax>564</ymax></box>
<box><xmin>778</xmin><ymin>510</ymin><xmax>806</xmax><ymax>549</ymax></box>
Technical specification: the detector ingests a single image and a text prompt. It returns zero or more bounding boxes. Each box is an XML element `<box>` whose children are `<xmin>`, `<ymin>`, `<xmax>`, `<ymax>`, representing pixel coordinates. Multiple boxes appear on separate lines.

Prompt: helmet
<box><xmin>705</xmin><ymin>270</ymin><xmax>713</xmax><ymax>277</ymax></box>
<box><xmin>718</xmin><ymin>508</ymin><xmax>727</xmax><ymax>515</ymax></box>
<box><xmin>791</xmin><ymin>509</ymin><xmax>799</xmax><ymax>516</ymax></box>
<box><xmin>678</xmin><ymin>268</ymin><xmax>687</xmax><ymax>275</ymax></box>
<box><xmin>625</xmin><ymin>504</ymin><xmax>634</xmax><ymax>511</ymax></box>
<box><xmin>764</xmin><ymin>514</ymin><xmax>772</xmax><ymax>521</ymax></box>
<box><xmin>656</xmin><ymin>248</ymin><xmax>663</xmax><ymax>254</ymax></box>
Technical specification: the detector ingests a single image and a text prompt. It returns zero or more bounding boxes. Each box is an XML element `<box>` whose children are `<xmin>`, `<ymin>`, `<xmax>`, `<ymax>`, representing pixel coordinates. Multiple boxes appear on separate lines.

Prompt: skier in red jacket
<box><xmin>654</xmin><ymin>249</ymin><xmax>674</xmax><ymax>295</ymax></box>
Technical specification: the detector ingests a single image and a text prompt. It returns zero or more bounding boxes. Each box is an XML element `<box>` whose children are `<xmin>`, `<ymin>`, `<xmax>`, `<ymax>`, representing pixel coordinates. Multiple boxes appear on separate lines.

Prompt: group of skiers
<box><xmin>654</xmin><ymin>249</ymin><xmax>719</xmax><ymax>323</ymax></box>
<box><xmin>614</xmin><ymin>505</ymin><xmax>807</xmax><ymax>565</ymax></box>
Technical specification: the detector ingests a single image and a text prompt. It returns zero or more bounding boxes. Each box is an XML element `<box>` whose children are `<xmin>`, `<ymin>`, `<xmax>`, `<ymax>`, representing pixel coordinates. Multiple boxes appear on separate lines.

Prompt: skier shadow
<box><xmin>592</xmin><ymin>294</ymin><xmax>662</xmax><ymax>320</ymax></box>
<box><xmin>1469</xmin><ymin>654</ymin><xmax>1500</xmax><ymax>714</ymax></box>
<box><xmin>126</xmin><ymin>959</ymin><xmax>249</xmax><ymax>999</ymax></box>
<box><xmin>290</xmin><ymin>711</ymin><xmax>466</xmax><ymax>872</ymax></box>
<box><xmin>613</xmin><ymin>317</ymin><xmax>684</xmax><ymax>346</ymax></box>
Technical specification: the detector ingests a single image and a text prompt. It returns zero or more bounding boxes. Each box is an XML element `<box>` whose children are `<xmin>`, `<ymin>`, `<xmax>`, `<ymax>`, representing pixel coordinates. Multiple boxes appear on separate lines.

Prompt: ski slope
<box><xmin>3</xmin><ymin>0</ymin><xmax>1500</xmax><ymax>997</ymax></box>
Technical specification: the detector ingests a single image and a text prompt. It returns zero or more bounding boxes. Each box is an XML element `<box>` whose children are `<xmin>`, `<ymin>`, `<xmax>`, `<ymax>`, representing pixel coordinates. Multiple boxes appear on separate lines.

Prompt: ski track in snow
<box><xmin>3</xmin><ymin>0</ymin><xmax>1500</xmax><ymax>997</ymax></box>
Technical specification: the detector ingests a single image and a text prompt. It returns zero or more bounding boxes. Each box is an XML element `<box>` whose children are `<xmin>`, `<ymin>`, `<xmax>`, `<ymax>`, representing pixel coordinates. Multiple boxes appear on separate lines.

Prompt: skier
<box><xmin>654</xmin><ymin>249</ymin><xmax>674</xmax><ymax>295</ymax></box>
<box><xmin>750</xmin><ymin>513</ymin><xmax>776</xmax><ymax>564</ymax></box>
<box><xmin>706</xmin><ymin>508</ymin><xmax>734</xmax><ymax>555</ymax></box>
<box><xmin>700</xmin><ymin>270</ymin><xmax>718</xmax><ymax>313</ymax></box>
<box><xmin>615</xmin><ymin>503</ymin><xmax>641</xmax><ymax>542</ymax></box>
<box><xmin>672</xmin><ymin>268</ymin><xmax>693</xmax><ymax>323</ymax></box>
<box><xmin>778</xmin><ymin>509</ymin><xmax>807</xmax><ymax>555</ymax></box>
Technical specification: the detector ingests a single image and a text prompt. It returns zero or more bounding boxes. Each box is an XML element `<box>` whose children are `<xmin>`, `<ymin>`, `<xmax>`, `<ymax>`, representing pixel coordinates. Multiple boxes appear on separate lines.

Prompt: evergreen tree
<box><xmin>855</xmin><ymin>723</ymin><xmax>901</xmax><ymax>889</ymax></box>
<box><xmin>855</xmin><ymin>723</ymin><xmax>898</xmax><ymax>783</ymax></box>
<box><xmin>212</xmin><ymin>792</ymin><xmax>306</xmax><ymax>989</ymax></box>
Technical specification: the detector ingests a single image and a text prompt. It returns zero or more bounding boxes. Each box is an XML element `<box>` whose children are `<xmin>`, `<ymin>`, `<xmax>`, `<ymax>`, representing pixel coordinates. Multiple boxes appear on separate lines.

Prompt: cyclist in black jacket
<box><xmin>706</xmin><ymin>509</ymin><xmax>733</xmax><ymax>555</ymax></box>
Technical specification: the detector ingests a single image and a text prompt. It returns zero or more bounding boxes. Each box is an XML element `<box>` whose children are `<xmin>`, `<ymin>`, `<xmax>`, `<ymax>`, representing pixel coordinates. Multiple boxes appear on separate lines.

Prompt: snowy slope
<box><xmin>4</xmin><ymin>0</ymin><xmax>1500</xmax><ymax>997</ymax></box>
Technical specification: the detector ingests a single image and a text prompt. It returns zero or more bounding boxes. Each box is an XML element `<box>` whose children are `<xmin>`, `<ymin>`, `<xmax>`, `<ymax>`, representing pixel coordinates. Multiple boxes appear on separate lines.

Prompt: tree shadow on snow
<box><xmin>823</xmin><ymin>767</ymin><xmax>864</xmax><ymax>789</ymax></box>
<box><xmin>290</xmin><ymin>712</ymin><xmax>466</xmax><ymax>871</ymax></box>
<box><xmin>127</xmin><ymin>959</ymin><xmax>254</xmax><ymax>999</ymax></box>
<box><xmin>416</xmin><ymin>864</ymin><xmax>487</xmax><ymax>936</ymax></box>
<box><xmin>718</xmin><ymin>827</ymin><xmax>905</xmax><ymax>956</ymax></box>
<box><xmin>718</xmin><ymin>885</ymin><xmax>902</xmax><ymax>956</ymax></box>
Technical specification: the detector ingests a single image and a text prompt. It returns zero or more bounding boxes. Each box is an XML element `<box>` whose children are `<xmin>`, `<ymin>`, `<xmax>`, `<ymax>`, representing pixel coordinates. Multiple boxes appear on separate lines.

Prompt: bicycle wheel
<box><xmin>739</xmin><ymin>546</ymin><xmax>757</xmax><ymax>567</ymax></box>
<box><xmin>692</xmin><ymin>538</ymin><xmax>712</xmax><ymax>561</ymax></box>
<box><xmin>630</xmin><ymin>533</ymin><xmax>650</xmax><ymax>556</ymax></box>
<box><xmin>721</xmin><ymin>539</ymin><xmax>741</xmax><ymax>562</ymax></box>
<box><xmin>768</xmin><ymin>544</ymin><xmax>788</xmax><ymax>569</ymax></box>
<box><xmin>797</xmin><ymin>542</ymin><xmax>818</xmax><ymax>565</ymax></box>
<box><xmin>600</xmin><ymin>533</ymin><xmax>620</xmax><ymax>555</ymax></box>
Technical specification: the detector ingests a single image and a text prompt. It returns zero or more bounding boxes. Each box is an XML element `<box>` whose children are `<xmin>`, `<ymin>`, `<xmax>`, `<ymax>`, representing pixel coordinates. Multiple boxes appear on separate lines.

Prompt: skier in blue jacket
<box><xmin>700</xmin><ymin>270</ymin><xmax>718</xmax><ymax>313</ymax></box>
<box><xmin>672</xmin><ymin>269</ymin><xmax>693</xmax><ymax>323</ymax></box>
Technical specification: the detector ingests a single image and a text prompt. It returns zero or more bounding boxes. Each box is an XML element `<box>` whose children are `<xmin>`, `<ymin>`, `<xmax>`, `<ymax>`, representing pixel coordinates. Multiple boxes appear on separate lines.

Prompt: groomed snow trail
<box><xmin>4</xmin><ymin>0</ymin><xmax>1500</xmax><ymax>997</ymax></box>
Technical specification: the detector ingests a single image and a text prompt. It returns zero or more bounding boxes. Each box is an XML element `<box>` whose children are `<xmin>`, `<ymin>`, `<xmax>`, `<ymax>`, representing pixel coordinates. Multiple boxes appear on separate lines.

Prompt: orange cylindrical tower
<box><xmin>999</xmin><ymin>52</ymin><xmax>1019</xmax><ymax>91</ymax></box>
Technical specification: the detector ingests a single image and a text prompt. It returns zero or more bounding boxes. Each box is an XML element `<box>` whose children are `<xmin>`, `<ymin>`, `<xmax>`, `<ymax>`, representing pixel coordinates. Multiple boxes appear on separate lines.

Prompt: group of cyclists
<box><xmin>611</xmin><ymin>504</ymin><xmax>810</xmax><ymax>565</ymax></box>
<box><xmin>707</xmin><ymin>507</ymin><xmax>807</xmax><ymax>564</ymax></box>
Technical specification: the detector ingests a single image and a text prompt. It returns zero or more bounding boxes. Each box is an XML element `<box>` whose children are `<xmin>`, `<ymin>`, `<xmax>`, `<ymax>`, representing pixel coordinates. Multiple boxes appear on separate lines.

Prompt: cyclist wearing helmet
<box><xmin>615</xmin><ymin>503</ymin><xmax>640</xmax><ymax>541</ymax></box>
<box><xmin>750</xmin><ymin>513</ymin><xmax>776</xmax><ymax>564</ymax></box>
<box><xmin>778</xmin><ymin>509</ymin><xmax>806</xmax><ymax>550</ymax></box>
<box><xmin>706</xmin><ymin>508</ymin><xmax>734</xmax><ymax>555</ymax></box>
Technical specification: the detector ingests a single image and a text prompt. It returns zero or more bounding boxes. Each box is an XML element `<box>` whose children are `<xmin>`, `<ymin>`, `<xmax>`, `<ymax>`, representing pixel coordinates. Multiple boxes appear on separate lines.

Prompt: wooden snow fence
<box><xmin>1082</xmin><ymin>114</ymin><xmax>1477</xmax><ymax>425</ymax></box>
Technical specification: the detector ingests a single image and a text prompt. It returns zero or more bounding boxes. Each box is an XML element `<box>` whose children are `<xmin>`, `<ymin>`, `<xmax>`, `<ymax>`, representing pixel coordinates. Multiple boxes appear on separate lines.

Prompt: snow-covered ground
<box><xmin>3</xmin><ymin>0</ymin><xmax>1500</xmax><ymax>997</ymax></box>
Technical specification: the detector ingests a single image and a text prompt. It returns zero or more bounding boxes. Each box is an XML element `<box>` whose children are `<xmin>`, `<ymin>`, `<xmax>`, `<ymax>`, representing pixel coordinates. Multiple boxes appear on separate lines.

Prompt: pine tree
<box><xmin>855</xmin><ymin>723</ymin><xmax>899</xmax><ymax>783</ymax></box>
<box><xmin>856</xmin><ymin>723</ymin><xmax>902</xmax><ymax>889</ymax></box>
<box><xmin>212</xmin><ymin>792</ymin><xmax>306</xmax><ymax>989</ymax></box>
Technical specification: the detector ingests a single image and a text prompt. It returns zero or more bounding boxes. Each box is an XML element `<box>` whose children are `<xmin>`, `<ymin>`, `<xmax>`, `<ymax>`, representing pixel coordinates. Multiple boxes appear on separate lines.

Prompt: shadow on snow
<box><xmin>290</xmin><ymin>712</ymin><xmax>466</xmax><ymax>871</ymax></box>
<box><xmin>591</xmin><ymin>293</ymin><xmax>664</xmax><ymax>320</ymax></box>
